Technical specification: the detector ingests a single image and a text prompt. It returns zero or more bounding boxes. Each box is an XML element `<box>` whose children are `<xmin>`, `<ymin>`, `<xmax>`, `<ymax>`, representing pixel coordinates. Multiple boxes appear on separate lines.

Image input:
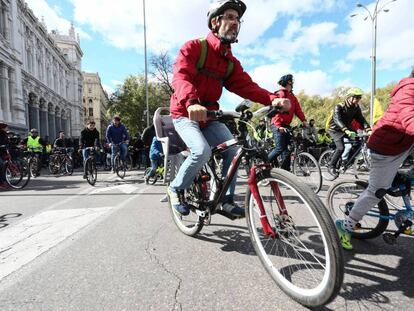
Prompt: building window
<box><xmin>89</xmin><ymin>108</ymin><xmax>93</xmax><ymax>117</ymax></box>
<box><xmin>88</xmin><ymin>87</ymin><xmax>92</xmax><ymax>93</ymax></box>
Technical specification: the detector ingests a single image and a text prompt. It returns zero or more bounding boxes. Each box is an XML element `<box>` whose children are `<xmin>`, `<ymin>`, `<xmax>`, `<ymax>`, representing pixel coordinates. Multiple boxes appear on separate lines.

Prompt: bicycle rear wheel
<box><xmin>245</xmin><ymin>169</ymin><xmax>343</xmax><ymax>307</ymax></box>
<box><xmin>326</xmin><ymin>179</ymin><xmax>389</xmax><ymax>239</ymax></box>
<box><xmin>29</xmin><ymin>156</ymin><xmax>40</xmax><ymax>178</ymax></box>
<box><xmin>5</xmin><ymin>159</ymin><xmax>31</xmax><ymax>189</ymax></box>
<box><xmin>169</xmin><ymin>177</ymin><xmax>204</xmax><ymax>236</ymax></box>
<box><xmin>65</xmin><ymin>156</ymin><xmax>74</xmax><ymax>175</ymax></box>
<box><xmin>292</xmin><ymin>152</ymin><xmax>322</xmax><ymax>193</ymax></box>
<box><xmin>85</xmin><ymin>157</ymin><xmax>97</xmax><ymax>186</ymax></box>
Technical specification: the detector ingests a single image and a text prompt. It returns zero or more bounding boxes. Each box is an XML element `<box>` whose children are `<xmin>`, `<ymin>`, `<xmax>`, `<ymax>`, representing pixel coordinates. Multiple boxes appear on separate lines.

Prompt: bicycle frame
<box><xmin>201</xmin><ymin>123</ymin><xmax>284</xmax><ymax>238</ymax></box>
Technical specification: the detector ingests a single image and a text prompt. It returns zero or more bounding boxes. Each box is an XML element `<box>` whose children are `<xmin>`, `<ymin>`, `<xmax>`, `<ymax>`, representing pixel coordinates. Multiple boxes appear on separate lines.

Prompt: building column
<box><xmin>39</xmin><ymin>103</ymin><xmax>49</xmax><ymax>139</ymax></box>
<box><xmin>55</xmin><ymin>111</ymin><xmax>61</xmax><ymax>133</ymax></box>
<box><xmin>29</xmin><ymin>98</ymin><xmax>40</xmax><ymax>131</ymax></box>
<box><xmin>0</xmin><ymin>64</ymin><xmax>11</xmax><ymax>121</ymax></box>
<box><xmin>48</xmin><ymin>107</ymin><xmax>56</xmax><ymax>140</ymax></box>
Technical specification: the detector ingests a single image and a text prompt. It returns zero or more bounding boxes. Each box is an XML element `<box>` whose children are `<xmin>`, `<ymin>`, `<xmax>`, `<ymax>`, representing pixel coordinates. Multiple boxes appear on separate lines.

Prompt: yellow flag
<box><xmin>373</xmin><ymin>98</ymin><xmax>384</xmax><ymax>125</ymax></box>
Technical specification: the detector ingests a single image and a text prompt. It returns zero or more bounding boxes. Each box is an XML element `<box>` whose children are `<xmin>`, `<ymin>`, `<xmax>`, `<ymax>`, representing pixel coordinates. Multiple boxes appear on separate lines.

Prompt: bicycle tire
<box><xmin>48</xmin><ymin>156</ymin><xmax>58</xmax><ymax>174</ymax></box>
<box><xmin>169</xmin><ymin>177</ymin><xmax>204</xmax><ymax>237</ymax></box>
<box><xmin>144</xmin><ymin>167</ymin><xmax>157</xmax><ymax>185</ymax></box>
<box><xmin>245</xmin><ymin>169</ymin><xmax>344</xmax><ymax>307</ymax></box>
<box><xmin>319</xmin><ymin>149</ymin><xmax>333</xmax><ymax>170</ymax></box>
<box><xmin>326</xmin><ymin>179</ymin><xmax>389</xmax><ymax>239</ymax></box>
<box><xmin>115</xmin><ymin>155</ymin><xmax>126</xmax><ymax>179</ymax></box>
<box><xmin>65</xmin><ymin>156</ymin><xmax>74</xmax><ymax>175</ymax></box>
<box><xmin>292</xmin><ymin>152</ymin><xmax>322</xmax><ymax>193</ymax></box>
<box><xmin>5</xmin><ymin>159</ymin><xmax>31</xmax><ymax>189</ymax></box>
<box><xmin>85</xmin><ymin>157</ymin><xmax>97</xmax><ymax>186</ymax></box>
<box><xmin>29</xmin><ymin>156</ymin><xmax>39</xmax><ymax>178</ymax></box>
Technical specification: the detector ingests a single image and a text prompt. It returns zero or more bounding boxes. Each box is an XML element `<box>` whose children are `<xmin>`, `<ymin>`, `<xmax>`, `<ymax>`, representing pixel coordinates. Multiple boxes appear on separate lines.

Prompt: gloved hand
<box><xmin>345</xmin><ymin>130</ymin><xmax>357</xmax><ymax>138</ymax></box>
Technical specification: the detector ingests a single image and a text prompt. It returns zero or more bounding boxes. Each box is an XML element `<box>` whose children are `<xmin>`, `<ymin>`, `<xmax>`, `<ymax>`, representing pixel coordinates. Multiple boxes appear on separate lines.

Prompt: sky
<box><xmin>26</xmin><ymin>0</ymin><xmax>414</xmax><ymax>110</ymax></box>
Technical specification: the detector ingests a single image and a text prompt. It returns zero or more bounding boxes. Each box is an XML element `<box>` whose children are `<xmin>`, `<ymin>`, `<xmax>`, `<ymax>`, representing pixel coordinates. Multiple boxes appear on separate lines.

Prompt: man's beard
<box><xmin>219</xmin><ymin>27</ymin><xmax>238</xmax><ymax>43</ymax></box>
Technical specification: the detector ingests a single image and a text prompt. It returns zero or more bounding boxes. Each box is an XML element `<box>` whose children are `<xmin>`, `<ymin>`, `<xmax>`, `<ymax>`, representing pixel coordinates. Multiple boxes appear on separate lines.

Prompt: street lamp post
<box><xmin>143</xmin><ymin>0</ymin><xmax>150</xmax><ymax>127</ymax></box>
<box><xmin>351</xmin><ymin>0</ymin><xmax>397</xmax><ymax>126</ymax></box>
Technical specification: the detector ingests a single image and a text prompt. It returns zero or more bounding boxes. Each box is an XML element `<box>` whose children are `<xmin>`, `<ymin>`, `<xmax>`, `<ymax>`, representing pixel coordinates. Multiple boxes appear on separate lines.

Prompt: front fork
<box><xmin>248</xmin><ymin>165</ymin><xmax>288</xmax><ymax>238</ymax></box>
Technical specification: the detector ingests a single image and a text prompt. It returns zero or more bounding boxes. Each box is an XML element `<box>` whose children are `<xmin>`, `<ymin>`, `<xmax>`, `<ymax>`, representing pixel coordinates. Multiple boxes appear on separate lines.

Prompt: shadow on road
<box><xmin>328</xmin><ymin>236</ymin><xmax>414</xmax><ymax>310</ymax></box>
<box><xmin>194</xmin><ymin>223</ymin><xmax>256</xmax><ymax>255</ymax></box>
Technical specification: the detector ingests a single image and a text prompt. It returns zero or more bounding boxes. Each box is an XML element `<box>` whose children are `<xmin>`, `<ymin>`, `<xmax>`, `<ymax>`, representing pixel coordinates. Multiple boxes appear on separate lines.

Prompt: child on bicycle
<box><xmin>336</xmin><ymin>69</ymin><xmax>414</xmax><ymax>250</ymax></box>
<box><xmin>146</xmin><ymin>136</ymin><xmax>163</xmax><ymax>182</ymax></box>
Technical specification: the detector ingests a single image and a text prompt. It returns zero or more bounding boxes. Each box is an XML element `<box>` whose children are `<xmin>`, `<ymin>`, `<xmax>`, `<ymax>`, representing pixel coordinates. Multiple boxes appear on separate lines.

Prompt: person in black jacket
<box><xmin>80</xmin><ymin>120</ymin><xmax>100</xmax><ymax>178</ymax></box>
<box><xmin>326</xmin><ymin>87</ymin><xmax>371</xmax><ymax>180</ymax></box>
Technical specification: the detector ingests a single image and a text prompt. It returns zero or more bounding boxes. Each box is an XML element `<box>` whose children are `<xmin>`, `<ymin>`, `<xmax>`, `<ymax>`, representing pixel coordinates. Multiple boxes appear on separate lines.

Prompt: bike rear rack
<box><xmin>153</xmin><ymin>107</ymin><xmax>188</xmax><ymax>184</ymax></box>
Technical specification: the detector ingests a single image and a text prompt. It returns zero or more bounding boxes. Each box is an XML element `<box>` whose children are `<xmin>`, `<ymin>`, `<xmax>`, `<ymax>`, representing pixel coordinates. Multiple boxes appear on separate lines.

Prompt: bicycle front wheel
<box><xmin>5</xmin><ymin>159</ymin><xmax>31</xmax><ymax>189</ymax></box>
<box><xmin>292</xmin><ymin>152</ymin><xmax>322</xmax><ymax>193</ymax></box>
<box><xmin>245</xmin><ymin>169</ymin><xmax>343</xmax><ymax>307</ymax></box>
<box><xmin>85</xmin><ymin>158</ymin><xmax>97</xmax><ymax>186</ymax></box>
<box><xmin>115</xmin><ymin>155</ymin><xmax>126</xmax><ymax>179</ymax></box>
<box><xmin>319</xmin><ymin>149</ymin><xmax>333</xmax><ymax>171</ymax></box>
<box><xmin>326</xmin><ymin>179</ymin><xmax>389</xmax><ymax>239</ymax></box>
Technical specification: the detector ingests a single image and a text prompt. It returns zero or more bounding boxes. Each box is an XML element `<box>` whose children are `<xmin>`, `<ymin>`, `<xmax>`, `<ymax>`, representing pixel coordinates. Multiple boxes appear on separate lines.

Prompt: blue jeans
<box><xmin>170</xmin><ymin>118</ymin><xmax>237</xmax><ymax>202</ymax></box>
<box><xmin>268</xmin><ymin>125</ymin><xmax>292</xmax><ymax>171</ymax></box>
<box><xmin>111</xmin><ymin>143</ymin><xmax>128</xmax><ymax>168</ymax></box>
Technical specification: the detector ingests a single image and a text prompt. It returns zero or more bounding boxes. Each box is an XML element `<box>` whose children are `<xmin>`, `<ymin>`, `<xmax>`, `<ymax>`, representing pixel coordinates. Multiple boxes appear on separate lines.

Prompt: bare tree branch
<box><xmin>150</xmin><ymin>51</ymin><xmax>174</xmax><ymax>96</ymax></box>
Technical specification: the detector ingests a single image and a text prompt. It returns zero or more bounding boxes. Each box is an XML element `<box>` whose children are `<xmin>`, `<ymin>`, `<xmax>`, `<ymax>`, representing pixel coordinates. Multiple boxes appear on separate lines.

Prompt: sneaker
<box><xmin>167</xmin><ymin>187</ymin><xmax>189</xmax><ymax>216</ymax></box>
<box><xmin>83</xmin><ymin>174</ymin><xmax>87</xmax><ymax>179</ymax></box>
<box><xmin>324</xmin><ymin>166</ymin><xmax>339</xmax><ymax>181</ymax></box>
<box><xmin>221</xmin><ymin>201</ymin><xmax>245</xmax><ymax>218</ymax></box>
<box><xmin>335</xmin><ymin>219</ymin><xmax>353</xmax><ymax>251</ymax></box>
<box><xmin>111</xmin><ymin>169</ymin><xmax>116</xmax><ymax>174</ymax></box>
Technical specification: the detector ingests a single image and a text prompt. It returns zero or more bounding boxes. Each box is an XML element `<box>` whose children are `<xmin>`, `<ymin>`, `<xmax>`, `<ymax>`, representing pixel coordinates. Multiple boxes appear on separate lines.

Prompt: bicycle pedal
<box><xmin>195</xmin><ymin>209</ymin><xmax>207</xmax><ymax>218</ymax></box>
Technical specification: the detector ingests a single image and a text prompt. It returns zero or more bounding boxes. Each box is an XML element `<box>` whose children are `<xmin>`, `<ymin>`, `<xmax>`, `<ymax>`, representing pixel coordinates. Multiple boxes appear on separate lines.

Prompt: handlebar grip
<box><xmin>266</xmin><ymin>106</ymin><xmax>281</xmax><ymax>118</ymax></box>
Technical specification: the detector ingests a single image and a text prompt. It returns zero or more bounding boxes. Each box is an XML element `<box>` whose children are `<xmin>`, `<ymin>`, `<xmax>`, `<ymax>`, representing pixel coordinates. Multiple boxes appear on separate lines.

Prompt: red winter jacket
<box><xmin>170</xmin><ymin>32</ymin><xmax>276</xmax><ymax>119</ymax></box>
<box><xmin>271</xmin><ymin>88</ymin><xmax>306</xmax><ymax>127</ymax></box>
<box><xmin>368</xmin><ymin>77</ymin><xmax>414</xmax><ymax>155</ymax></box>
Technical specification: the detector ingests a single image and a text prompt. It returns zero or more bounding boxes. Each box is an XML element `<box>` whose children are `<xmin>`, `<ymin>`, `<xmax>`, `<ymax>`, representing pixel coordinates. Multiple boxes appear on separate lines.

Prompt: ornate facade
<box><xmin>82</xmin><ymin>72</ymin><xmax>109</xmax><ymax>138</ymax></box>
<box><xmin>0</xmin><ymin>0</ymin><xmax>83</xmax><ymax>140</ymax></box>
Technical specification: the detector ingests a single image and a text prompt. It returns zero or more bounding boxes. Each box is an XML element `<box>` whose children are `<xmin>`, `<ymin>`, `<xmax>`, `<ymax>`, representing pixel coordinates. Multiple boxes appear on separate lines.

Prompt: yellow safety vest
<box><xmin>27</xmin><ymin>136</ymin><xmax>43</xmax><ymax>152</ymax></box>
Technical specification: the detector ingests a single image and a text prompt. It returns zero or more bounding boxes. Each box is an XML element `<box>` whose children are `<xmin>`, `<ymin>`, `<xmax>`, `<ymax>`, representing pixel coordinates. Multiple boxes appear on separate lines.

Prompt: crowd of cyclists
<box><xmin>0</xmin><ymin>114</ymin><xmax>160</xmax><ymax>189</ymax></box>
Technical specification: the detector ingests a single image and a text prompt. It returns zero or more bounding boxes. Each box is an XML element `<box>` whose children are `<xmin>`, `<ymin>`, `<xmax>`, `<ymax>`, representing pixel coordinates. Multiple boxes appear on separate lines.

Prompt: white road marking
<box><xmin>90</xmin><ymin>183</ymin><xmax>139</xmax><ymax>194</ymax></box>
<box><xmin>0</xmin><ymin>207</ymin><xmax>112</xmax><ymax>280</ymax></box>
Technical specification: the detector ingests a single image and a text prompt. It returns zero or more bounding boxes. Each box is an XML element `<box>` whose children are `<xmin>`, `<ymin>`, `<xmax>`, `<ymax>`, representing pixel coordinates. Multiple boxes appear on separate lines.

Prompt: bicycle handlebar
<box><xmin>206</xmin><ymin>105</ymin><xmax>281</xmax><ymax>121</ymax></box>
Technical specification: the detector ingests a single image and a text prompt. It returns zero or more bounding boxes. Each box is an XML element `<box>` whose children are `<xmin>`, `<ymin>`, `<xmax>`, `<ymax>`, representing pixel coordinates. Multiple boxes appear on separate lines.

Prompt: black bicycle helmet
<box><xmin>207</xmin><ymin>0</ymin><xmax>247</xmax><ymax>30</ymax></box>
<box><xmin>278</xmin><ymin>74</ymin><xmax>293</xmax><ymax>87</ymax></box>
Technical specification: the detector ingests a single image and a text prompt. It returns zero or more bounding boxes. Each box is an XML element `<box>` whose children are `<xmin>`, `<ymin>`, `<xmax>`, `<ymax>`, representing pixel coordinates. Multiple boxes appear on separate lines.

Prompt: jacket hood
<box><xmin>391</xmin><ymin>77</ymin><xmax>414</xmax><ymax>97</ymax></box>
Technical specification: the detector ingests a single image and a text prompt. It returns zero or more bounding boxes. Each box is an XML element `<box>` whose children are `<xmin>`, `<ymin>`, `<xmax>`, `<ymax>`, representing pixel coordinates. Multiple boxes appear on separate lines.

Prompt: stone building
<box><xmin>0</xmin><ymin>0</ymin><xmax>83</xmax><ymax>140</ymax></box>
<box><xmin>82</xmin><ymin>72</ymin><xmax>109</xmax><ymax>138</ymax></box>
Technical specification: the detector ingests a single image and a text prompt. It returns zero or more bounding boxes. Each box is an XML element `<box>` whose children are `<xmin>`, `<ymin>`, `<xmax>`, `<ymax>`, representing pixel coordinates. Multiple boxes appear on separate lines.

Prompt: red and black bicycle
<box><xmin>0</xmin><ymin>145</ymin><xmax>30</xmax><ymax>189</ymax></box>
<box><xmin>169</xmin><ymin>103</ymin><xmax>344</xmax><ymax>307</ymax></box>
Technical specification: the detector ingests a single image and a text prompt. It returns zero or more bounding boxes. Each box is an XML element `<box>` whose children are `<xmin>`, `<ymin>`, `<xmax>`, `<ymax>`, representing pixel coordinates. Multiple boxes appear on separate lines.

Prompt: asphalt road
<box><xmin>0</xmin><ymin>167</ymin><xmax>413</xmax><ymax>311</ymax></box>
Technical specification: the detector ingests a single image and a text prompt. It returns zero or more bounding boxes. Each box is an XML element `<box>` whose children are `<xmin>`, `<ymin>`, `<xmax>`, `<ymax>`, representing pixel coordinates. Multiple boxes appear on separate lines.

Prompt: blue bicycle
<box><xmin>327</xmin><ymin>171</ymin><xmax>414</xmax><ymax>244</ymax></box>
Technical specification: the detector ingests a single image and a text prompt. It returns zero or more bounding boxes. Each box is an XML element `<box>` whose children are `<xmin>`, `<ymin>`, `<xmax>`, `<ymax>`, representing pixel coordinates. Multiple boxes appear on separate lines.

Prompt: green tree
<box><xmin>107</xmin><ymin>75</ymin><xmax>169</xmax><ymax>135</ymax></box>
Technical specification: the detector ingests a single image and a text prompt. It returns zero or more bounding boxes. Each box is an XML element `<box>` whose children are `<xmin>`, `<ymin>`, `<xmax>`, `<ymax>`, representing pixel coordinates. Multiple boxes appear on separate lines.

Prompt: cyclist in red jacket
<box><xmin>268</xmin><ymin>74</ymin><xmax>308</xmax><ymax>170</ymax></box>
<box><xmin>336</xmin><ymin>68</ymin><xmax>414</xmax><ymax>250</ymax></box>
<box><xmin>167</xmin><ymin>0</ymin><xmax>290</xmax><ymax>217</ymax></box>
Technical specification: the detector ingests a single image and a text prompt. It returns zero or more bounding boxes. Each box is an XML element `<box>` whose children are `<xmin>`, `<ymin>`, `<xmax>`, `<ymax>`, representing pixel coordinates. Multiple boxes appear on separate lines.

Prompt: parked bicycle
<box><xmin>83</xmin><ymin>147</ymin><xmax>98</xmax><ymax>186</ymax></box>
<box><xmin>320</xmin><ymin>131</ymin><xmax>371</xmax><ymax>179</ymax></box>
<box><xmin>0</xmin><ymin>145</ymin><xmax>30</xmax><ymax>189</ymax></box>
<box><xmin>327</xmin><ymin>171</ymin><xmax>414</xmax><ymax>245</ymax></box>
<box><xmin>165</xmin><ymin>103</ymin><xmax>344</xmax><ymax>307</ymax></box>
<box><xmin>48</xmin><ymin>147</ymin><xmax>74</xmax><ymax>175</ymax></box>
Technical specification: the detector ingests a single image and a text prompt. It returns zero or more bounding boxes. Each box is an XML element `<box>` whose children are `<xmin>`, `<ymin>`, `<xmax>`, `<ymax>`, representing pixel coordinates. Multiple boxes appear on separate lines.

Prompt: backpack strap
<box><xmin>196</xmin><ymin>38</ymin><xmax>234</xmax><ymax>83</ymax></box>
<box><xmin>197</xmin><ymin>38</ymin><xmax>208</xmax><ymax>71</ymax></box>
